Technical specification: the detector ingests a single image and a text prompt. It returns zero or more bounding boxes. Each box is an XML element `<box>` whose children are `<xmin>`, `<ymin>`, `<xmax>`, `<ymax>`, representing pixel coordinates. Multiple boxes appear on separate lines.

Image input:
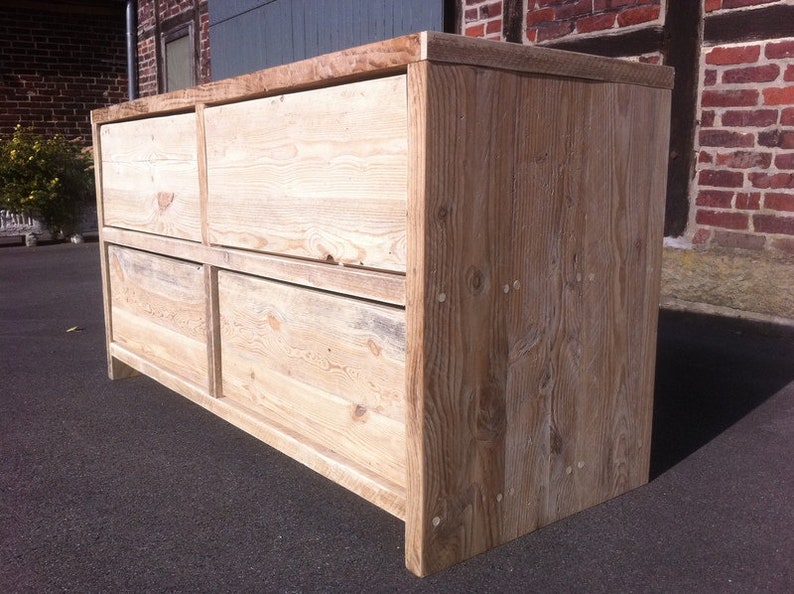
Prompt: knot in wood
<box><xmin>465</xmin><ymin>265</ymin><xmax>486</xmax><ymax>295</ymax></box>
<box><xmin>157</xmin><ymin>191</ymin><xmax>175</xmax><ymax>210</ymax></box>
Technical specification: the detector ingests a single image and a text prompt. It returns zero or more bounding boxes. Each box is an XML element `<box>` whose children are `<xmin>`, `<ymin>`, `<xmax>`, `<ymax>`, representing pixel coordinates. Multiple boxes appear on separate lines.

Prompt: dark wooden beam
<box><xmin>661</xmin><ymin>0</ymin><xmax>702</xmax><ymax>237</ymax></box>
<box><xmin>705</xmin><ymin>4</ymin><xmax>794</xmax><ymax>44</ymax></box>
<box><xmin>543</xmin><ymin>27</ymin><xmax>664</xmax><ymax>58</ymax></box>
<box><xmin>443</xmin><ymin>0</ymin><xmax>460</xmax><ymax>35</ymax></box>
<box><xmin>502</xmin><ymin>0</ymin><xmax>524</xmax><ymax>44</ymax></box>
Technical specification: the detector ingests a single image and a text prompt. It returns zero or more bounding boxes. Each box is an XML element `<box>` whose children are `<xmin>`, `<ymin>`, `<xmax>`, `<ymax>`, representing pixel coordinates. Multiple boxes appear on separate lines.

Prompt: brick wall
<box><xmin>693</xmin><ymin>1</ymin><xmax>794</xmax><ymax>255</ymax></box>
<box><xmin>464</xmin><ymin>0</ymin><xmax>663</xmax><ymax>44</ymax></box>
<box><xmin>0</xmin><ymin>5</ymin><xmax>127</xmax><ymax>141</ymax></box>
<box><xmin>137</xmin><ymin>0</ymin><xmax>211</xmax><ymax>97</ymax></box>
<box><xmin>462</xmin><ymin>0</ymin><xmax>794</xmax><ymax>257</ymax></box>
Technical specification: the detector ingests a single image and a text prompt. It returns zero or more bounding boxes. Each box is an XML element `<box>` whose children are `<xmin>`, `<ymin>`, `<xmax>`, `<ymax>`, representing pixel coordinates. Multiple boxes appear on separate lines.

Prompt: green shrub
<box><xmin>0</xmin><ymin>125</ymin><xmax>95</xmax><ymax>237</ymax></box>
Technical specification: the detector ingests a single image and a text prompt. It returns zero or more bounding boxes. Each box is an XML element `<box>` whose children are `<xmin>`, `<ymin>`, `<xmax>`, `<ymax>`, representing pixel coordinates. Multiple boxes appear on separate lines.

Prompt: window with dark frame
<box><xmin>159</xmin><ymin>22</ymin><xmax>196</xmax><ymax>93</ymax></box>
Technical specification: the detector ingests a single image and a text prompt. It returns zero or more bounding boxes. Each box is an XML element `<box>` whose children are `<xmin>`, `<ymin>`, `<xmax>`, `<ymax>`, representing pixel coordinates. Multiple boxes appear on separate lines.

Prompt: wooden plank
<box><xmin>405</xmin><ymin>62</ymin><xmax>671</xmax><ymax>575</ymax></box>
<box><xmin>662</xmin><ymin>1</ymin><xmax>701</xmax><ymax>237</ymax></box>
<box><xmin>421</xmin><ymin>31</ymin><xmax>674</xmax><ymax>89</ymax></box>
<box><xmin>91</xmin><ymin>117</ymin><xmax>136</xmax><ymax>380</ymax></box>
<box><xmin>405</xmin><ymin>62</ymin><xmax>517</xmax><ymax>576</ymax></box>
<box><xmin>108</xmin><ymin>342</ymin><xmax>406</xmax><ymax>519</ymax></box>
<box><xmin>107</xmin><ymin>246</ymin><xmax>208</xmax><ymax>388</ymax></box>
<box><xmin>204</xmin><ymin>75</ymin><xmax>408</xmax><ymax>272</ymax></box>
<box><xmin>91</xmin><ymin>32</ymin><xmax>673</xmax><ymax>127</ymax></box>
<box><xmin>218</xmin><ymin>271</ymin><xmax>406</xmax><ymax>488</ymax></box>
<box><xmin>545</xmin><ymin>26</ymin><xmax>664</xmax><ymax>58</ymax></box>
<box><xmin>704</xmin><ymin>4</ymin><xmax>794</xmax><ymax>44</ymax></box>
<box><xmin>218</xmin><ymin>270</ymin><xmax>406</xmax><ymax>423</ymax></box>
<box><xmin>91</xmin><ymin>35</ymin><xmax>422</xmax><ymax>124</ymax></box>
<box><xmin>100</xmin><ymin>226</ymin><xmax>407</xmax><ymax>307</ymax></box>
<box><xmin>99</xmin><ymin>113</ymin><xmax>201</xmax><ymax>242</ymax></box>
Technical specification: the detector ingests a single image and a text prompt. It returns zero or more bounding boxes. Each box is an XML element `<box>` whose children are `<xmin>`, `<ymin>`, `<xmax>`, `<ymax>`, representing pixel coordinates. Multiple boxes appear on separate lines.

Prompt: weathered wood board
<box><xmin>107</xmin><ymin>246</ymin><xmax>208</xmax><ymax>388</ymax></box>
<box><xmin>100</xmin><ymin>113</ymin><xmax>201</xmax><ymax>242</ymax></box>
<box><xmin>92</xmin><ymin>31</ymin><xmax>673</xmax><ymax>577</ymax></box>
<box><xmin>204</xmin><ymin>75</ymin><xmax>408</xmax><ymax>271</ymax></box>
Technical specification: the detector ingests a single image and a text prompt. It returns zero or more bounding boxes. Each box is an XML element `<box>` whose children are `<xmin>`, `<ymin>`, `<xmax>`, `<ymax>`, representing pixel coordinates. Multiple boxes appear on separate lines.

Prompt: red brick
<box><xmin>692</xmin><ymin>227</ymin><xmax>712</xmax><ymax>245</ymax></box>
<box><xmin>464</xmin><ymin>8</ymin><xmax>479</xmax><ymax>21</ymax></box>
<box><xmin>786</xmin><ymin>65</ymin><xmax>794</xmax><ymax>82</ymax></box>
<box><xmin>526</xmin><ymin>7</ymin><xmax>554</xmax><ymax>26</ymax></box>
<box><xmin>783</xmin><ymin>108</ymin><xmax>794</xmax><ymax>126</ymax></box>
<box><xmin>712</xmin><ymin>230</ymin><xmax>766</xmax><ymax>250</ymax></box>
<box><xmin>704</xmin><ymin>69</ymin><xmax>717</xmax><ymax>86</ymax></box>
<box><xmin>699</xmin><ymin>150</ymin><xmax>715</xmax><ymax>164</ymax></box>
<box><xmin>702</xmin><ymin>89</ymin><xmax>759</xmax><ymax>107</ymax></box>
<box><xmin>721</xmin><ymin>109</ymin><xmax>778</xmax><ymax>127</ymax></box>
<box><xmin>699</xmin><ymin>129</ymin><xmax>755</xmax><ymax>148</ymax></box>
<box><xmin>715</xmin><ymin>150</ymin><xmax>772</xmax><ymax>169</ymax></box>
<box><xmin>593</xmin><ymin>0</ymin><xmax>635</xmax><ymax>9</ymax></box>
<box><xmin>765</xmin><ymin>192</ymin><xmax>794</xmax><ymax>212</ymax></box>
<box><xmin>705</xmin><ymin>45</ymin><xmax>760</xmax><ymax>65</ymax></box>
<box><xmin>696</xmin><ymin>190</ymin><xmax>734</xmax><ymax>208</ymax></box>
<box><xmin>699</xmin><ymin>169</ymin><xmax>745</xmax><ymax>188</ymax></box>
<box><xmin>763</xmin><ymin>86</ymin><xmax>794</xmax><ymax>106</ymax></box>
<box><xmin>735</xmin><ymin>192</ymin><xmax>761</xmax><ymax>210</ymax></box>
<box><xmin>765</xmin><ymin>40</ymin><xmax>794</xmax><ymax>60</ymax></box>
<box><xmin>724</xmin><ymin>0</ymin><xmax>778</xmax><ymax>7</ymax></box>
<box><xmin>576</xmin><ymin>13</ymin><xmax>616</xmax><ymax>34</ymax></box>
<box><xmin>758</xmin><ymin>130</ymin><xmax>794</xmax><ymax>149</ymax></box>
<box><xmin>485</xmin><ymin>19</ymin><xmax>502</xmax><ymax>34</ymax></box>
<box><xmin>480</xmin><ymin>2</ymin><xmax>503</xmax><ymax>18</ymax></box>
<box><xmin>775</xmin><ymin>153</ymin><xmax>794</xmax><ymax>170</ymax></box>
<box><xmin>722</xmin><ymin>64</ymin><xmax>780</xmax><ymax>84</ymax></box>
<box><xmin>617</xmin><ymin>5</ymin><xmax>661</xmax><ymax>27</ymax></box>
<box><xmin>554</xmin><ymin>0</ymin><xmax>591</xmax><ymax>20</ymax></box>
<box><xmin>754</xmin><ymin>214</ymin><xmax>794</xmax><ymax>235</ymax></box>
<box><xmin>701</xmin><ymin>110</ymin><xmax>716</xmax><ymax>127</ymax></box>
<box><xmin>535</xmin><ymin>20</ymin><xmax>574</xmax><ymax>42</ymax></box>
<box><xmin>748</xmin><ymin>172</ymin><xmax>794</xmax><ymax>189</ymax></box>
<box><xmin>638</xmin><ymin>54</ymin><xmax>661</xmax><ymax>65</ymax></box>
<box><xmin>705</xmin><ymin>0</ymin><xmax>722</xmax><ymax>11</ymax></box>
<box><xmin>465</xmin><ymin>23</ymin><xmax>486</xmax><ymax>37</ymax></box>
<box><xmin>696</xmin><ymin>209</ymin><xmax>749</xmax><ymax>230</ymax></box>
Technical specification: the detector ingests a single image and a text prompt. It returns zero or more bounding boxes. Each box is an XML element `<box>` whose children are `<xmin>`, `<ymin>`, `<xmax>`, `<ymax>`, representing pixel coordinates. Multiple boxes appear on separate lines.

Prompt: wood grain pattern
<box><xmin>108</xmin><ymin>341</ymin><xmax>407</xmax><ymax>519</ymax></box>
<box><xmin>405</xmin><ymin>62</ymin><xmax>671</xmax><ymax>575</ymax></box>
<box><xmin>219</xmin><ymin>271</ymin><xmax>406</xmax><ymax>487</ymax></box>
<box><xmin>91</xmin><ymin>32</ymin><xmax>672</xmax><ymax>126</ymax></box>
<box><xmin>204</xmin><ymin>75</ymin><xmax>408</xmax><ymax>271</ymax></box>
<box><xmin>101</xmin><ymin>226</ymin><xmax>406</xmax><ymax>306</ymax></box>
<box><xmin>92</xmin><ymin>33</ymin><xmax>673</xmax><ymax>577</ymax></box>
<box><xmin>107</xmin><ymin>246</ymin><xmax>208</xmax><ymax>388</ymax></box>
<box><xmin>100</xmin><ymin>113</ymin><xmax>201</xmax><ymax>241</ymax></box>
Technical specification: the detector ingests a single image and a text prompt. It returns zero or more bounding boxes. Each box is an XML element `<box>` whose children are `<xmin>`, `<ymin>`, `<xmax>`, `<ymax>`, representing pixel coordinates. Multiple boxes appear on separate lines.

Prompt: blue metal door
<box><xmin>208</xmin><ymin>0</ymin><xmax>446</xmax><ymax>80</ymax></box>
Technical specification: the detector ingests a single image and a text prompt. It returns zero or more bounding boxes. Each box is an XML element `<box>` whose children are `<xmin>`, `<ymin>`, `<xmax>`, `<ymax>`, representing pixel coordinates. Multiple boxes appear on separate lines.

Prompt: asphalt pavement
<box><xmin>1</xmin><ymin>241</ymin><xmax>792</xmax><ymax>593</ymax></box>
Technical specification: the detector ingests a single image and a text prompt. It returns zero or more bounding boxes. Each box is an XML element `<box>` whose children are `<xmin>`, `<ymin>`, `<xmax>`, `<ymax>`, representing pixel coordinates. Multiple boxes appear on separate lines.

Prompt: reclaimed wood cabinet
<box><xmin>92</xmin><ymin>32</ymin><xmax>672</xmax><ymax>576</ymax></box>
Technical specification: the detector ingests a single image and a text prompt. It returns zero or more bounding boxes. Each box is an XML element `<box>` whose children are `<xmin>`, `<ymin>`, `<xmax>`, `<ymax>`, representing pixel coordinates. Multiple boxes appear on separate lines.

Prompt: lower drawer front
<box><xmin>107</xmin><ymin>246</ymin><xmax>208</xmax><ymax>388</ymax></box>
<box><xmin>217</xmin><ymin>271</ymin><xmax>406</xmax><ymax>489</ymax></box>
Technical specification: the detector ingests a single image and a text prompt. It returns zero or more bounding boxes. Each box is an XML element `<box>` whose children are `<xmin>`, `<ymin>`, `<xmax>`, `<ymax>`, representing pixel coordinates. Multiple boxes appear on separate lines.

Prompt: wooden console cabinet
<box><xmin>92</xmin><ymin>32</ymin><xmax>672</xmax><ymax>576</ymax></box>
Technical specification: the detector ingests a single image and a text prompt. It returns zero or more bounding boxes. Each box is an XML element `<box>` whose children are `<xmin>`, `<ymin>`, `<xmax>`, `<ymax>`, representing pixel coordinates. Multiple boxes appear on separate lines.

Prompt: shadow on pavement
<box><xmin>651</xmin><ymin>308</ymin><xmax>794</xmax><ymax>478</ymax></box>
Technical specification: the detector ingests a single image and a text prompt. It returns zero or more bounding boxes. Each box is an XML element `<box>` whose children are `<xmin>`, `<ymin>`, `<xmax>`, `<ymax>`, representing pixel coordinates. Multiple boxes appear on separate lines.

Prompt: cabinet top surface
<box><xmin>92</xmin><ymin>31</ymin><xmax>674</xmax><ymax>125</ymax></box>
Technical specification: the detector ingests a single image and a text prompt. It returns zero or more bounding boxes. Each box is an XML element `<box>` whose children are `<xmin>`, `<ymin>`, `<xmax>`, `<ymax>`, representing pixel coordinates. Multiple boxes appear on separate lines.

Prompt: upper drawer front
<box><xmin>99</xmin><ymin>113</ymin><xmax>201</xmax><ymax>242</ymax></box>
<box><xmin>204</xmin><ymin>75</ymin><xmax>408</xmax><ymax>272</ymax></box>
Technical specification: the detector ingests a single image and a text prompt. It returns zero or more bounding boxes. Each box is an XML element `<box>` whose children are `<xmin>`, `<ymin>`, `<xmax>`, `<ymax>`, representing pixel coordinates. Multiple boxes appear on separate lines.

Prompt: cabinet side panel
<box><xmin>100</xmin><ymin>113</ymin><xmax>201</xmax><ymax>242</ymax></box>
<box><xmin>405</xmin><ymin>63</ymin><xmax>671</xmax><ymax>576</ymax></box>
